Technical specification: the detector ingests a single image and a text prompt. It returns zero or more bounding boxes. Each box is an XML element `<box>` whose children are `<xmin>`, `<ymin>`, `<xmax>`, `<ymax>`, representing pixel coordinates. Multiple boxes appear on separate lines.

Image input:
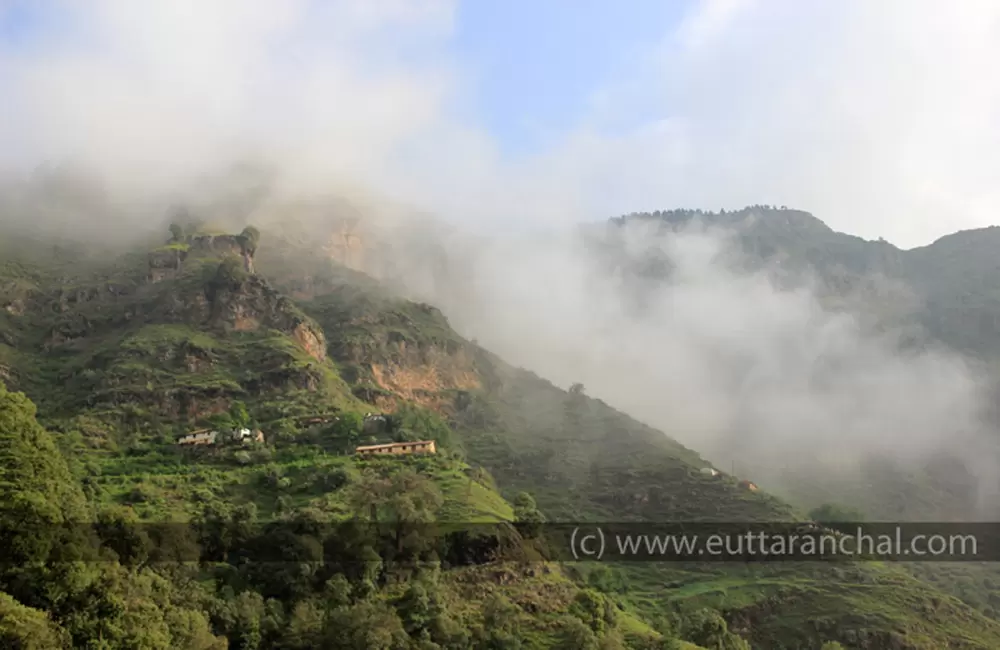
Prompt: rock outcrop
<box><xmin>324</xmin><ymin>219</ymin><xmax>367</xmax><ymax>273</ymax></box>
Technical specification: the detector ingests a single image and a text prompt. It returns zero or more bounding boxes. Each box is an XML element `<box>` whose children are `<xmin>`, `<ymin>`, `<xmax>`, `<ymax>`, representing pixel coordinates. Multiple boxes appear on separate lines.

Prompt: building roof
<box><xmin>355</xmin><ymin>440</ymin><xmax>436</xmax><ymax>452</ymax></box>
<box><xmin>179</xmin><ymin>430</ymin><xmax>216</xmax><ymax>439</ymax></box>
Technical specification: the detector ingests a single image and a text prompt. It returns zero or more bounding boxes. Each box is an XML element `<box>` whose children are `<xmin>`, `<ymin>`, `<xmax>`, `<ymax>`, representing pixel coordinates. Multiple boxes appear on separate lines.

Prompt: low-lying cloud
<box><xmin>382</xmin><ymin>220</ymin><xmax>999</xmax><ymax>517</ymax></box>
<box><xmin>3</xmin><ymin>1</ymin><xmax>1000</xmax><ymax>516</ymax></box>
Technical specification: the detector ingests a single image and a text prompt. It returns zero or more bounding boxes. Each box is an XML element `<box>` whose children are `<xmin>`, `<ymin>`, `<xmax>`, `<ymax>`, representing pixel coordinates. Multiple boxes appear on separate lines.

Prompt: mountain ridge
<box><xmin>1</xmin><ymin>212</ymin><xmax>999</xmax><ymax>648</ymax></box>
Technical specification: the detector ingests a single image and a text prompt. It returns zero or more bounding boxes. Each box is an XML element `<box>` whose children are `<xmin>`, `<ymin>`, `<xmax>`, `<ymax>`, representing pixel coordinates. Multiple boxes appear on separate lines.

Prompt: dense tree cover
<box><xmin>0</xmin><ymin>382</ymin><xmax>227</xmax><ymax>649</ymax></box>
<box><xmin>0</xmin><ymin>592</ymin><xmax>68</xmax><ymax>649</ymax></box>
<box><xmin>0</xmin><ymin>379</ymin><xmax>753</xmax><ymax>649</ymax></box>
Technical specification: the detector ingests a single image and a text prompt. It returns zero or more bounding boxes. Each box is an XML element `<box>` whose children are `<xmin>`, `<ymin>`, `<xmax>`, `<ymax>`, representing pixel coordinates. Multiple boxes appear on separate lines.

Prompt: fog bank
<box><xmin>380</xmin><ymin>219</ymin><xmax>1000</xmax><ymax>516</ymax></box>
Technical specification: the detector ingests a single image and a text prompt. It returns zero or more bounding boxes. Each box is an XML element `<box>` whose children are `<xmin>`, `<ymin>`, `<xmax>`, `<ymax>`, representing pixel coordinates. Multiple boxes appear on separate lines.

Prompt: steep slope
<box><xmin>0</xmin><ymin>226</ymin><xmax>708</xmax><ymax>649</ymax></box>
<box><xmin>256</xmin><ymin>236</ymin><xmax>1000</xmax><ymax>649</ymax></box>
<box><xmin>1</xmin><ymin>221</ymin><xmax>999</xmax><ymax>648</ymax></box>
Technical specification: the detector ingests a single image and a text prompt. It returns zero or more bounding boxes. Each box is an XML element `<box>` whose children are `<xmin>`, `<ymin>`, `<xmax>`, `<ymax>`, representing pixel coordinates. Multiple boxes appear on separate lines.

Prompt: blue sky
<box><xmin>0</xmin><ymin>1</ymin><xmax>37</xmax><ymax>43</ymax></box>
<box><xmin>2</xmin><ymin>3</ymin><xmax>670</xmax><ymax>130</ymax></box>
<box><xmin>0</xmin><ymin>0</ymin><xmax>685</xmax><ymax>159</ymax></box>
<box><xmin>453</xmin><ymin>1</ymin><xmax>685</xmax><ymax>159</ymax></box>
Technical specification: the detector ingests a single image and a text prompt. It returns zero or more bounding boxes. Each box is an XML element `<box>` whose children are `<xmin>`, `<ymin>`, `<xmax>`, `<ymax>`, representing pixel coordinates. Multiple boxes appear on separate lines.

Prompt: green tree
<box><xmin>350</xmin><ymin>469</ymin><xmax>444</xmax><ymax>564</ymax></box>
<box><xmin>585</xmin><ymin>565</ymin><xmax>629</xmax><ymax>594</ymax></box>
<box><xmin>555</xmin><ymin>615</ymin><xmax>599</xmax><ymax>650</ymax></box>
<box><xmin>390</xmin><ymin>404</ymin><xmax>453</xmax><ymax>449</ymax></box>
<box><xmin>169</xmin><ymin>223</ymin><xmax>185</xmax><ymax>242</ymax></box>
<box><xmin>239</xmin><ymin>226</ymin><xmax>261</xmax><ymax>256</ymax></box>
<box><xmin>206</xmin><ymin>411</ymin><xmax>236</xmax><ymax>432</ymax></box>
<box><xmin>512</xmin><ymin>492</ymin><xmax>537</xmax><ymax>513</ymax></box>
<box><xmin>512</xmin><ymin>491</ymin><xmax>545</xmax><ymax>537</ymax></box>
<box><xmin>229</xmin><ymin>401</ymin><xmax>251</xmax><ymax>429</ymax></box>
<box><xmin>324</xmin><ymin>601</ymin><xmax>409</xmax><ymax>650</ymax></box>
<box><xmin>94</xmin><ymin>505</ymin><xmax>151</xmax><ymax>567</ymax></box>
<box><xmin>395</xmin><ymin>582</ymin><xmax>432</xmax><ymax>636</ymax></box>
<box><xmin>569</xmin><ymin>590</ymin><xmax>617</xmax><ymax>635</ymax></box>
<box><xmin>322</xmin><ymin>575</ymin><xmax>353</xmax><ymax>610</ymax></box>
<box><xmin>0</xmin><ymin>381</ymin><xmax>94</xmax><ymax>620</ymax></box>
<box><xmin>277</xmin><ymin>599</ymin><xmax>325</xmax><ymax>650</ymax></box>
<box><xmin>321</xmin><ymin>466</ymin><xmax>351</xmax><ymax>491</ymax></box>
<box><xmin>0</xmin><ymin>593</ymin><xmax>69</xmax><ymax>649</ymax></box>
<box><xmin>474</xmin><ymin>594</ymin><xmax>523</xmax><ymax>649</ymax></box>
<box><xmin>227</xmin><ymin>590</ymin><xmax>266</xmax><ymax>650</ymax></box>
<box><xmin>820</xmin><ymin>643</ymin><xmax>846</xmax><ymax>650</ymax></box>
<box><xmin>211</xmin><ymin>256</ymin><xmax>249</xmax><ymax>293</ymax></box>
<box><xmin>680</xmin><ymin>609</ymin><xmax>749</xmax><ymax>650</ymax></box>
<box><xmin>330</xmin><ymin>412</ymin><xmax>364</xmax><ymax>448</ymax></box>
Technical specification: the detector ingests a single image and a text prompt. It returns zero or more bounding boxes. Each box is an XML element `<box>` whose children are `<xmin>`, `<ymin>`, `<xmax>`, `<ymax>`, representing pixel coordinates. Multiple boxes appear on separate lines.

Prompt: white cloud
<box><xmin>0</xmin><ymin>0</ymin><xmax>461</xmax><ymax>198</ymax></box>
<box><xmin>3</xmin><ymin>0</ymin><xmax>999</xmax><ymax>247</ymax></box>
<box><xmin>534</xmin><ymin>0</ymin><xmax>1000</xmax><ymax>248</ymax></box>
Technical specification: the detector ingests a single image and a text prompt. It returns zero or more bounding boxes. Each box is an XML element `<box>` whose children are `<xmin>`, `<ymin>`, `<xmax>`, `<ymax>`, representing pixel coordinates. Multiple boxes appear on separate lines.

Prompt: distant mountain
<box><xmin>611</xmin><ymin>206</ymin><xmax>1000</xmax><ymax>362</ymax></box>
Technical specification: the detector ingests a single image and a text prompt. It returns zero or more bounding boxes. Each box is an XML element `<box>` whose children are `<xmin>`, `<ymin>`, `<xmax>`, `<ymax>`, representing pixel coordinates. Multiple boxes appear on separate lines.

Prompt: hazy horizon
<box><xmin>2</xmin><ymin>0</ymin><xmax>1000</xmax><ymax>249</ymax></box>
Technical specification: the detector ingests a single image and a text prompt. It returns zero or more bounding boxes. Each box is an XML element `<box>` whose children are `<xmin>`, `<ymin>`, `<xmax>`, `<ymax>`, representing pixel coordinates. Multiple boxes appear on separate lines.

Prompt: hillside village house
<box><xmin>355</xmin><ymin>440</ymin><xmax>436</xmax><ymax>457</ymax></box>
<box><xmin>177</xmin><ymin>428</ymin><xmax>263</xmax><ymax>446</ymax></box>
<box><xmin>234</xmin><ymin>428</ymin><xmax>265</xmax><ymax>444</ymax></box>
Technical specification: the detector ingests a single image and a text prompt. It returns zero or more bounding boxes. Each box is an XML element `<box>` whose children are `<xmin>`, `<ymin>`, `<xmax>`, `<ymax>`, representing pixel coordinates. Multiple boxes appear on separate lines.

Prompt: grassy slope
<box><xmin>1</xmin><ymin>230</ymin><xmax>998</xmax><ymax>648</ymax></box>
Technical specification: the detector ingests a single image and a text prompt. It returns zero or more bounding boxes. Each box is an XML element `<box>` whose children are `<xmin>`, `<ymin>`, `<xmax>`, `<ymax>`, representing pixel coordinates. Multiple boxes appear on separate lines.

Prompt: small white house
<box><xmin>699</xmin><ymin>467</ymin><xmax>719</xmax><ymax>477</ymax></box>
<box><xmin>178</xmin><ymin>428</ymin><xmax>263</xmax><ymax>447</ymax></box>
<box><xmin>232</xmin><ymin>428</ymin><xmax>264</xmax><ymax>443</ymax></box>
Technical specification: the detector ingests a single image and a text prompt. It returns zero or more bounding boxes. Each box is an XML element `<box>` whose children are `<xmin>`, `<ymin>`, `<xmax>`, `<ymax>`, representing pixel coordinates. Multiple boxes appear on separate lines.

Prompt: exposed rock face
<box><xmin>324</xmin><ymin>219</ymin><xmax>366</xmax><ymax>273</ymax></box>
<box><xmin>355</xmin><ymin>343</ymin><xmax>480</xmax><ymax>413</ymax></box>
<box><xmin>292</xmin><ymin>323</ymin><xmax>326</xmax><ymax>361</ymax></box>
<box><xmin>200</xmin><ymin>273</ymin><xmax>327</xmax><ymax>362</ymax></box>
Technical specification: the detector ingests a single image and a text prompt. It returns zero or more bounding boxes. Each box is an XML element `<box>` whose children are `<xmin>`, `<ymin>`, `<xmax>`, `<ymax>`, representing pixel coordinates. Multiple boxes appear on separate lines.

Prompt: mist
<box><xmin>377</xmin><ymin>218</ymin><xmax>1000</xmax><ymax>517</ymax></box>
<box><xmin>3</xmin><ymin>1</ymin><xmax>1000</xmax><ymax>516</ymax></box>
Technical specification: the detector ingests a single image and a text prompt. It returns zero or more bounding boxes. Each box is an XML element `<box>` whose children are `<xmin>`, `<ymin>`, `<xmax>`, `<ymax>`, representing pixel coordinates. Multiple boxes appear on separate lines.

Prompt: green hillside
<box><xmin>0</xmin><ymin>221</ymin><xmax>997</xmax><ymax>649</ymax></box>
